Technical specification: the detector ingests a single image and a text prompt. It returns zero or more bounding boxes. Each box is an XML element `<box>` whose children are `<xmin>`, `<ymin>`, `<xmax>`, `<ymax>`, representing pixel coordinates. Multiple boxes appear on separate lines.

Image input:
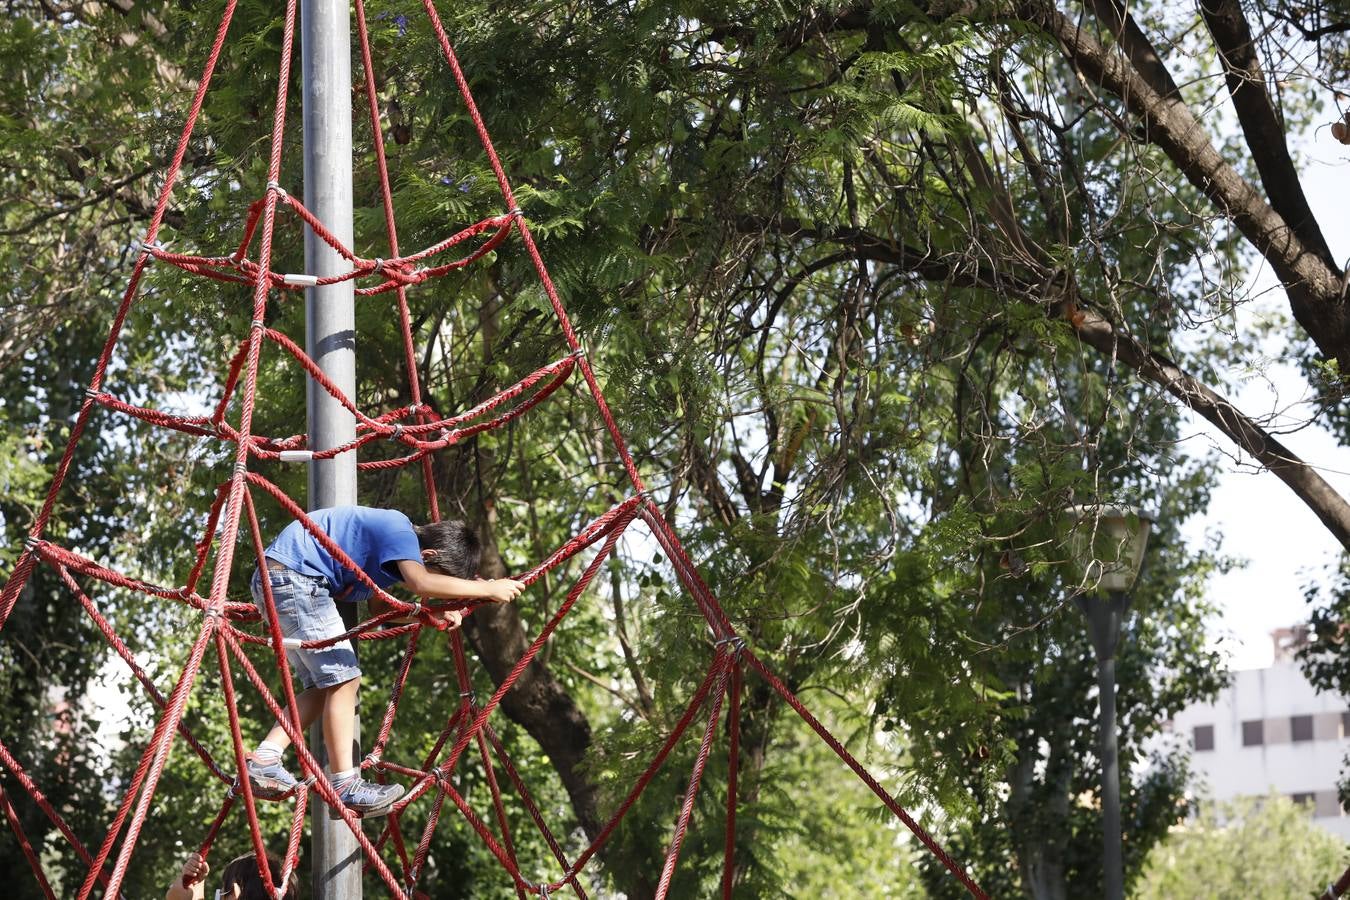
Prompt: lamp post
<box><xmin>1066</xmin><ymin>505</ymin><xmax>1153</xmax><ymax>900</ymax></box>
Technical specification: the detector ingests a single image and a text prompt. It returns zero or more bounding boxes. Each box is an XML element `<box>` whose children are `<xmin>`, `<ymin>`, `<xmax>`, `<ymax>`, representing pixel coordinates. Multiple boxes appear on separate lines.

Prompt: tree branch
<box><xmin>1084</xmin><ymin>0</ymin><xmax>1181</xmax><ymax>101</ymax></box>
<box><xmin>1010</xmin><ymin>1</ymin><xmax>1350</xmax><ymax>370</ymax></box>
<box><xmin>1199</xmin><ymin>0</ymin><xmax>1337</xmax><ymax>270</ymax></box>
<box><xmin>727</xmin><ymin>213</ymin><xmax>1350</xmax><ymax>548</ymax></box>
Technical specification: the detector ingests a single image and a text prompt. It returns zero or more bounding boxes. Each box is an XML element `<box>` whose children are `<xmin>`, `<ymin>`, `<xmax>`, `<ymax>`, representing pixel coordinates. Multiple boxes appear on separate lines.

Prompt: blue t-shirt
<box><xmin>266</xmin><ymin>506</ymin><xmax>422</xmax><ymax>603</ymax></box>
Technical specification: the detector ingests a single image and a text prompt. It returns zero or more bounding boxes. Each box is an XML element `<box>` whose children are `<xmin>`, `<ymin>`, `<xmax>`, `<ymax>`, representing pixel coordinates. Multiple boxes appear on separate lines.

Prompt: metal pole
<box><xmin>1096</xmin><ymin>654</ymin><xmax>1123</xmax><ymax>900</ymax></box>
<box><xmin>1076</xmin><ymin>592</ymin><xmax>1129</xmax><ymax>900</ymax></box>
<box><xmin>301</xmin><ymin>0</ymin><xmax>360</xmax><ymax>893</ymax></box>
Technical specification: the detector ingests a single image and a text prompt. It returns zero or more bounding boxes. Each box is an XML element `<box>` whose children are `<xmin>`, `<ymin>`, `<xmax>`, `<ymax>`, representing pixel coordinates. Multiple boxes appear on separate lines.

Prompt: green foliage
<box><xmin>1136</xmin><ymin>795</ymin><xmax>1349</xmax><ymax>900</ymax></box>
<box><xmin>0</xmin><ymin>0</ymin><xmax>1299</xmax><ymax>897</ymax></box>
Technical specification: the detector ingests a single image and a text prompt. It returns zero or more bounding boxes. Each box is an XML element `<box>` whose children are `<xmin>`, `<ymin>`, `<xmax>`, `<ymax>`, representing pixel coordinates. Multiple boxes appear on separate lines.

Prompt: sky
<box><xmin>1182</xmin><ymin>136</ymin><xmax>1350</xmax><ymax>671</ymax></box>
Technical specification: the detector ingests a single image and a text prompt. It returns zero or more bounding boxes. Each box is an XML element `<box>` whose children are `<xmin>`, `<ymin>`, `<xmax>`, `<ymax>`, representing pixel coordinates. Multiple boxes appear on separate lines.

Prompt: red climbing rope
<box><xmin>0</xmin><ymin>0</ymin><xmax>988</xmax><ymax>897</ymax></box>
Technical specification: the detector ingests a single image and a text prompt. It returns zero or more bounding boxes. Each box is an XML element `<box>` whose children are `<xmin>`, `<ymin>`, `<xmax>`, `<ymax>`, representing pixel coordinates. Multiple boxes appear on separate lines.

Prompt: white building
<box><xmin>1171</xmin><ymin>628</ymin><xmax>1350</xmax><ymax>838</ymax></box>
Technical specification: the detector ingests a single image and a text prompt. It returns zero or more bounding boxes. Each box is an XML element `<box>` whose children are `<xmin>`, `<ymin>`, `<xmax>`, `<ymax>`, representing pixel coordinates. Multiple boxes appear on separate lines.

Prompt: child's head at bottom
<box><xmin>413</xmin><ymin>519</ymin><xmax>482</xmax><ymax>578</ymax></box>
<box><xmin>219</xmin><ymin>851</ymin><xmax>298</xmax><ymax>900</ymax></box>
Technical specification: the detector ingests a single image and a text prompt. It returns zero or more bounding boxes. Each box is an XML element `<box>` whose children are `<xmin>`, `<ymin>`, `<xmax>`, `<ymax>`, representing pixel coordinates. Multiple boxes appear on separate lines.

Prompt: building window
<box><xmin>1292</xmin><ymin>715</ymin><xmax>1314</xmax><ymax>742</ymax></box>
<box><xmin>1316</xmin><ymin>792</ymin><xmax>1344</xmax><ymax>819</ymax></box>
<box><xmin>1193</xmin><ymin>725</ymin><xmax>1215</xmax><ymax>752</ymax></box>
<box><xmin>1292</xmin><ymin>792</ymin><xmax>1316</xmax><ymax>809</ymax></box>
<box><xmin>1342</xmin><ymin>711</ymin><xmax>1350</xmax><ymax>738</ymax></box>
<box><xmin>1242</xmin><ymin>719</ymin><xmax>1264</xmax><ymax>746</ymax></box>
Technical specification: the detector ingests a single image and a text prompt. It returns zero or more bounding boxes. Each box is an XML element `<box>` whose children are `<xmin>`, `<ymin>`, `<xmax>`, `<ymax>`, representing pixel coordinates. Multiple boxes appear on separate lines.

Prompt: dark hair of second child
<box><xmin>221</xmin><ymin>852</ymin><xmax>299</xmax><ymax>900</ymax></box>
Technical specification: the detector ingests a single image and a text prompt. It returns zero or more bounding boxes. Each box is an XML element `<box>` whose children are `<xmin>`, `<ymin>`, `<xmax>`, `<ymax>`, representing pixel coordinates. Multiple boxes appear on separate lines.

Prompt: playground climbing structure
<box><xmin>0</xmin><ymin>1</ymin><xmax>987</xmax><ymax>897</ymax></box>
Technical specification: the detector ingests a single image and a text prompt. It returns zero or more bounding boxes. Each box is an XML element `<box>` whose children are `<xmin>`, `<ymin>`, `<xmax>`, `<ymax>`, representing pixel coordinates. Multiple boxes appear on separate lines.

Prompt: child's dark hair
<box><xmin>413</xmin><ymin>520</ymin><xmax>482</xmax><ymax>578</ymax></box>
<box><xmin>220</xmin><ymin>851</ymin><xmax>298</xmax><ymax>900</ymax></box>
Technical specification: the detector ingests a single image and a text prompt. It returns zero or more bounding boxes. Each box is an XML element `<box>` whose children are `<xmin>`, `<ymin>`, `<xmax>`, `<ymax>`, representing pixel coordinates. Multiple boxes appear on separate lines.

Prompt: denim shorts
<box><xmin>250</xmin><ymin>562</ymin><xmax>361</xmax><ymax>691</ymax></box>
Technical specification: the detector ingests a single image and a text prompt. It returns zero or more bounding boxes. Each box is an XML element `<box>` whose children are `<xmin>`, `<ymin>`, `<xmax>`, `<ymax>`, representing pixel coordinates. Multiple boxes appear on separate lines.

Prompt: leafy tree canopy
<box><xmin>5</xmin><ymin>0</ymin><xmax>1350</xmax><ymax>897</ymax></box>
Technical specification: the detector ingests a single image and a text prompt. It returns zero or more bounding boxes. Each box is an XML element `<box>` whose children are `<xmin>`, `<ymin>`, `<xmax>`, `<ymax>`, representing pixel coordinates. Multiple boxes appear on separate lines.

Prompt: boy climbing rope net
<box><xmin>244</xmin><ymin>507</ymin><xmax>524</xmax><ymax>817</ymax></box>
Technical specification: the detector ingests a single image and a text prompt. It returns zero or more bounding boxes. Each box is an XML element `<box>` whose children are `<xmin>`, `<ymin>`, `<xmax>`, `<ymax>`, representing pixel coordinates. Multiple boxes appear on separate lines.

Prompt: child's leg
<box><xmin>320</xmin><ymin>676</ymin><xmax>361</xmax><ymax>772</ymax></box>
<box><xmin>247</xmin><ymin>564</ymin><xmax>357</xmax><ymax>791</ymax></box>
<box><xmin>259</xmin><ymin>686</ymin><xmax>328</xmax><ymax>749</ymax></box>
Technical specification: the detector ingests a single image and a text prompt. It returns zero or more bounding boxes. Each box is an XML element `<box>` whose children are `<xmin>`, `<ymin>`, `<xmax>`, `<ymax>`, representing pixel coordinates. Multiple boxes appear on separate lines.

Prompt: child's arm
<box><xmin>394</xmin><ymin>560</ymin><xmax>525</xmax><ymax>603</ymax></box>
<box><xmin>164</xmin><ymin>852</ymin><xmax>208</xmax><ymax>900</ymax></box>
<box><xmin>369</xmin><ymin>562</ymin><xmax>525</xmax><ymax>628</ymax></box>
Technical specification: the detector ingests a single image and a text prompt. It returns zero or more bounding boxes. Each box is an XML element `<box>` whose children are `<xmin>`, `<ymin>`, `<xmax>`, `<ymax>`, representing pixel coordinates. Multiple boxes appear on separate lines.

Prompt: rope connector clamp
<box><xmin>84</xmin><ymin>387</ymin><xmax>101</xmax><ymax>401</ymax></box>
<box><xmin>372</xmin><ymin>257</ymin><xmax>385</xmax><ymax>274</ymax></box>
<box><xmin>24</xmin><ymin>537</ymin><xmax>41</xmax><ymax>551</ymax></box>
<box><xmin>233</xmin><ymin>462</ymin><xmax>249</xmax><ymax>477</ymax></box>
<box><xmin>250</xmin><ymin>318</ymin><xmax>266</xmax><ymax>332</ymax></box>
<box><xmin>459</xmin><ymin>688</ymin><xmax>476</xmax><ymax>700</ymax></box>
<box><xmin>265</xmin><ymin>180</ymin><xmax>287</xmax><ymax>199</ymax></box>
<box><xmin>569</xmin><ymin>346</ymin><xmax>586</xmax><ymax>360</ymax></box>
<box><xmin>714</xmin><ymin>634</ymin><xmax>747</xmax><ymax>656</ymax></box>
<box><xmin>389</xmin><ymin>424</ymin><xmax>404</xmax><ymax>442</ymax></box>
<box><xmin>362</xmin><ymin>751</ymin><xmax>381</xmax><ymax>768</ymax></box>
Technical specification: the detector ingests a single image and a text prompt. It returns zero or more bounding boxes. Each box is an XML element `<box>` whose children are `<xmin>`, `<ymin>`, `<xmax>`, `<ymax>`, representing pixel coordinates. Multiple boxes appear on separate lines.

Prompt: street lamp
<box><xmin>1066</xmin><ymin>505</ymin><xmax>1153</xmax><ymax>900</ymax></box>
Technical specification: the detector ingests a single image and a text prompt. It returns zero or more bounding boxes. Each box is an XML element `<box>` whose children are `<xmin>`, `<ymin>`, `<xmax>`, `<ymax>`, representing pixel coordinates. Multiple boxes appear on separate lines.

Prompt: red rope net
<box><xmin>0</xmin><ymin>2</ymin><xmax>987</xmax><ymax>897</ymax></box>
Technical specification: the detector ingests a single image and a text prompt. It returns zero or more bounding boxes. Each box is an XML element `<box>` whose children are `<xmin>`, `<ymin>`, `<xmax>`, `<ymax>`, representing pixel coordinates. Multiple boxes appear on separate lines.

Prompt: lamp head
<box><xmin>1065</xmin><ymin>505</ymin><xmax>1154</xmax><ymax>595</ymax></box>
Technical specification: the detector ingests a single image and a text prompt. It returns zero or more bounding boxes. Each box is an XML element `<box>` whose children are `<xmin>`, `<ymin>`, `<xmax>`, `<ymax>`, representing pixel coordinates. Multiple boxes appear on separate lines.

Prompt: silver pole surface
<box><xmin>301</xmin><ymin>0</ymin><xmax>360</xmax><ymax>892</ymax></box>
<box><xmin>1076</xmin><ymin>592</ymin><xmax>1130</xmax><ymax>900</ymax></box>
<box><xmin>1096</xmin><ymin>654</ymin><xmax>1123</xmax><ymax>900</ymax></box>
